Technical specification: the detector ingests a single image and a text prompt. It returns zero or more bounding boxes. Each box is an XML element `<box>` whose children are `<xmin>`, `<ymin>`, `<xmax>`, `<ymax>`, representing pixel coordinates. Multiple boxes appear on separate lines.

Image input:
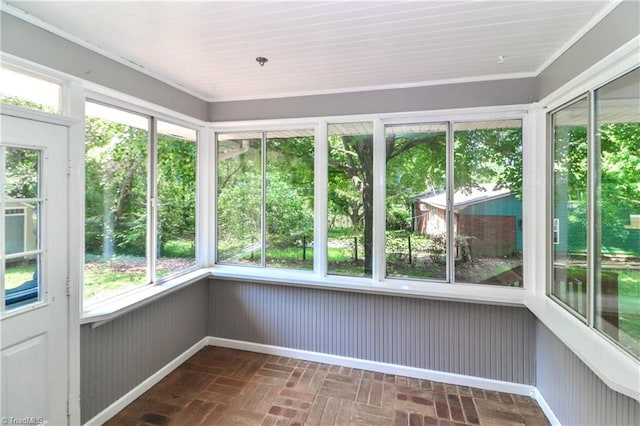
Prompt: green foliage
<box><xmin>1</xmin><ymin>95</ymin><xmax>57</xmax><ymax>113</ymax></box>
<box><xmin>557</xmin><ymin>123</ymin><xmax>640</xmax><ymax>256</ymax></box>
<box><xmin>4</xmin><ymin>147</ymin><xmax>39</xmax><ymax>198</ymax></box>
<box><xmin>454</xmin><ymin>127</ymin><xmax>523</xmax><ymax>197</ymax></box>
<box><xmin>217</xmin><ymin>136</ymin><xmax>315</xmax><ymax>263</ymax></box>
<box><xmin>84</xmin><ymin>116</ymin><xmax>197</xmax><ymax>262</ymax></box>
<box><xmin>162</xmin><ymin>239</ymin><xmax>195</xmax><ymax>258</ymax></box>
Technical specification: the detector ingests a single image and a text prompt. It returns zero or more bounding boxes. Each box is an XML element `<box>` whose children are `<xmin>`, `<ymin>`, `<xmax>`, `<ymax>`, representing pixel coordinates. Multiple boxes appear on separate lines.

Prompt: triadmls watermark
<box><xmin>1</xmin><ymin>418</ymin><xmax>45</xmax><ymax>425</ymax></box>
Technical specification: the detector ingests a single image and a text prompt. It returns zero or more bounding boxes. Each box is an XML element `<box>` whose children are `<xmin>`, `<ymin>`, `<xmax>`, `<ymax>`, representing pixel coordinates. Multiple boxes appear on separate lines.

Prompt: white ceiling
<box><xmin>5</xmin><ymin>1</ymin><xmax>614</xmax><ymax>102</ymax></box>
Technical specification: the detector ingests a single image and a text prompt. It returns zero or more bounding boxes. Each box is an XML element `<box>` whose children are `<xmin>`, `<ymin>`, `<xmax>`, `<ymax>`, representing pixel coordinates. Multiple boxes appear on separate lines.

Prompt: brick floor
<box><xmin>105</xmin><ymin>347</ymin><xmax>550</xmax><ymax>426</ymax></box>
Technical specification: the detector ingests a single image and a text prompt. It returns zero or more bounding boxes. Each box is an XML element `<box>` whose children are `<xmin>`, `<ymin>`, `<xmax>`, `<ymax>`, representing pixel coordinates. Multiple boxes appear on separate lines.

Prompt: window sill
<box><xmin>81</xmin><ymin>269</ymin><xmax>210</xmax><ymax>326</ymax></box>
<box><xmin>525</xmin><ymin>296</ymin><xmax>640</xmax><ymax>402</ymax></box>
<box><xmin>209</xmin><ymin>265</ymin><xmax>530</xmax><ymax>306</ymax></box>
<box><xmin>81</xmin><ymin>265</ymin><xmax>527</xmax><ymax>327</ymax></box>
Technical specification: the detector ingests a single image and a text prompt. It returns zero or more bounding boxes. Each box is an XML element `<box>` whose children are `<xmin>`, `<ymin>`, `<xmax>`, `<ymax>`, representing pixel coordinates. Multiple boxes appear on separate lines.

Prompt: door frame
<box><xmin>1</xmin><ymin>103</ymin><xmax>82</xmax><ymax>425</ymax></box>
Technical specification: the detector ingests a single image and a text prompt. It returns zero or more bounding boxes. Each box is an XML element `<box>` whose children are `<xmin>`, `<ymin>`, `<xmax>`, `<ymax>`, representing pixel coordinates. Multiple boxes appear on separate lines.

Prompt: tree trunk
<box><xmin>358</xmin><ymin>136</ymin><xmax>374</xmax><ymax>276</ymax></box>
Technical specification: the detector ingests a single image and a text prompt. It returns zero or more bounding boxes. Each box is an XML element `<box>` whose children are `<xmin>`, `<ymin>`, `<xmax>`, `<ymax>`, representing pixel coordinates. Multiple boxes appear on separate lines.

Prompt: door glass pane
<box><xmin>453</xmin><ymin>120</ymin><xmax>523</xmax><ymax>286</ymax></box>
<box><xmin>385</xmin><ymin>123</ymin><xmax>447</xmax><ymax>281</ymax></box>
<box><xmin>551</xmin><ymin>98</ymin><xmax>589</xmax><ymax>318</ymax></box>
<box><xmin>594</xmin><ymin>68</ymin><xmax>640</xmax><ymax>358</ymax></box>
<box><xmin>84</xmin><ymin>101</ymin><xmax>149</xmax><ymax>303</ymax></box>
<box><xmin>5</xmin><ymin>203</ymin><xmax>38</xmax><ymax>255</ymax></box>
<box><xmin>266</xmin><ymin>130</ymin><xmax>314</xmax><ymax>270</ymax></box>
<box><xmin>5</xmin><ymin>255</ymin><xmax>39</xmax><ymax>309</ymax></box>
<box><xmin>157</xmin><ymin>122</ymin><xmax>197</xmax><ymax>278</ymax></box>
<box><xmin>3</xmin><ymin>147</ymin><xmax>41</xmax><ymax>310</ymax></box>
<box><xmin>4</xmin><ymin>147</ymin><xmax>39</xmax><ymax>199</ymax></box>
<box><xmin>328</xmin><ymin>122</ymin><xmax>373</xmax><ymax>277</ymax></box>
<box><xmin>216</xmin><ymin>132</ymin><xmax>262</xmax><ymax>265</ymax></box>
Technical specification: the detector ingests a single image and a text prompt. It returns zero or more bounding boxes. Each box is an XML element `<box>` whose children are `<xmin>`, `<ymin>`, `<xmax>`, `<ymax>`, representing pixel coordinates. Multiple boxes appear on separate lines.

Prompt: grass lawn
<box><xmin>616</xmin><ymin>269</ymin><xmax>640</xmax><ymax>357</ymax></box>
<box><xmin>4</xmin><ymin>263</ymin><xmax>37</xmax><ymax>289</ymax></box>
<box><xmin>84</xmin><ymin>259</ymin><xmax>147</xmax><ymax>301</ymax></box>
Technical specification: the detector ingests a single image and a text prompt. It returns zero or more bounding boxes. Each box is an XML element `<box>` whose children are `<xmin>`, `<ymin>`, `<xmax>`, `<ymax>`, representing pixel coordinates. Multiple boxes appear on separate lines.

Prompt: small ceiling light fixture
<box><xmin>498</xmin><ymin>55</ymin><xmax>505</xmax><ymax>64</ymax></box>
<box><xmin>256</xmin><ymin>56</ymin><xmax>268</xmax><ymax>67</ymax></box>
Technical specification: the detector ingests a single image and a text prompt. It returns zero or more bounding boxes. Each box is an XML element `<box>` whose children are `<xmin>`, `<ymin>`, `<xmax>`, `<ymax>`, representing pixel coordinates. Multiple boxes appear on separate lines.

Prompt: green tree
<box><xmin>85</xmin><ymin>116</ymin><xmax>147</xmax><ymax>258</ymax></box>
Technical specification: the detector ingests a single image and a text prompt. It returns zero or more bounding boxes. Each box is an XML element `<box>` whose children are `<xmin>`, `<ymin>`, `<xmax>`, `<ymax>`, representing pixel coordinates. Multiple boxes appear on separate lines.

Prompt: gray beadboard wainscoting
<box><xmin>80</xmin><ymin>280</ymin><xmax>209</xmax><ymax>422</ymax></box>
<box><xmin>208</xmin><ymin>279</ymin><xmax>536</xmax><ymax>385</ymax></box>
<box><xmin>80</xmin><ymin>278</ymin><xmax>640</xmax><ymax>424</ymax></box>
<box><xmin>536</xmin><ymin>321</ymin><xmax>640</xmax><ymax>426</ymax></box>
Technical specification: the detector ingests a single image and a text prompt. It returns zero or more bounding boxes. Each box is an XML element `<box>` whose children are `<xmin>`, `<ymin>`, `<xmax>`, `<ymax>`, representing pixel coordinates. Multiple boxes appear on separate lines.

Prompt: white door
<box><xmin>0</xmin><ymin>114</ymin><xmax>69</xmax><ymax>425</ymax></box>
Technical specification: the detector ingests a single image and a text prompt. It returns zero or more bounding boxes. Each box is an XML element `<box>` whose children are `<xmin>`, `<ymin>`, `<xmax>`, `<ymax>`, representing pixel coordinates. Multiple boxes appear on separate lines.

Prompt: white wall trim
<box><xmin>207</xmin><ymin>337</ymin><xmax>537</xmax><ymax>398</ymax></box>
<box><xmin>82</xmin><ymin>335</ymin><xmax>561</xmax><ymax>425</ymax></box>
<box><xmin>83</xmin><ymin>336</ymin><xmax>210</xmax><ymax>426</ymax></box>
<box><xmin>531</xmin><ymin>388</ymin><xmax>561</xmax><ymax>426</ymax></box>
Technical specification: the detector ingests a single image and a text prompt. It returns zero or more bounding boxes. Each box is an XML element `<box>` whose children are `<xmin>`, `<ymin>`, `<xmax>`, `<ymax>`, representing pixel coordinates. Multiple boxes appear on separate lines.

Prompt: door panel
<box><xmin>0</xmin><ymin>114</ymin><xmax>68</xmax><ymax>424</ymax></box>
<box><xmin>2</xmin><ymin>334</ymin><xmax>48</xmax><ymax>418</ymax></box>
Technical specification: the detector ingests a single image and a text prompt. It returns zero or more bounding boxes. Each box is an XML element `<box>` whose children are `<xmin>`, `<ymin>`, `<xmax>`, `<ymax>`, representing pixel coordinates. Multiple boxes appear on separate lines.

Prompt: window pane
<box><xmin>0</xmin><ymin>66</ymin><xmax>60</xmax><ymax>113</ymax></box>
<box><xmin>157</xmin><ymin>123</ymin><xmax>197</xmax><ymax>278</ymax></box>
<box><xmin>217</xmin><ymin>132</ymin><xmax>262</xmax><ymax>265</ymax></box>
<box><xmin>595</xmin><ymin>68</ymin><xmax>640</xmax><ymax>358</ymax></box>
<box><xmin>4</xmin><ymin>147</ymin><xmax>39</xmax><ymax>199</ymax></box>
<box><xmin>453</xmin><ymin>120</ymin><xmax>523</xmax><ymax>286</ymax></box>
<box><xmin>84</xmin><ymin>101</ymin><xmax>149</xmax><ymax>303</ymax></box>
<box><xmin>328</xmin><ymin>122</ymin><xmax>373</xmax><ymax>277</ymax></box>
<box><xmin>385</xmin><ymin>123</ymin><xmax>447</xmax><ymax>280</ymax></box>
<box><xmin>551</xmin><ymin>99</ymin><xmax>589</xmax><ymax>318</ymax></box>
<box><xmin>266</xmin><ymin>130</ymin><xmax>314</xmax><ymax>270</ymax></box>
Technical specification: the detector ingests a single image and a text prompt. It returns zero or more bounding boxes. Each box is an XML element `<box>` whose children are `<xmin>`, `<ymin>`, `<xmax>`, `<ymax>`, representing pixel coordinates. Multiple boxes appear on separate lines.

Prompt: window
<box><xmin>216</xmin><ymin>118</ymin><xmax>524</xmax><ymax>287</ymax></box>
<box><xmin>2</xmin><ymin>147</ymin><xmax>41</xmax><ymax>310</ymax></box>
<box><xmin>385</xmin><ymin>123</ymin><xmax>447</xmax><ymax>281</ymax></box>
<box><xmin>328</xmin><ymin>122</ymin><xmax>373</xmax><ymax>277</ymax></box>
<box><xmin>84</xmin><ymin>101</ymin><xmax>198</xmax><ymax>304</ymax></box>
<box><xmin>550</xmin><ymin>67</ymin><xmax>639</xmax><ymax>359</ymax></box>
<box><xmin>453</xmin><ymin>120</ymin><xmax>523</xmax><ymax>285</ymax></box>
<box><xmin>216</xmin><ymin>130</ymin><xmax>315</xmax><ymax>269</ymax></box>
<box><xmin>551</xmin><ymin>97</ymin><xmax>588</xmax><ymax>318</ymax></box>
<box><xmin>383</xmin><ymin>120</ymin><xmax>523</xmax><ymax>285</ymax></box>
<box><xmin>156</xmin><ymin>121</ymin><xmax>197</xmax><ymax>277</ymax></box>
<box><xmin>0</xmin><ymin>66</ymin><xmax>61</xmax><ymax>114</ymax></box>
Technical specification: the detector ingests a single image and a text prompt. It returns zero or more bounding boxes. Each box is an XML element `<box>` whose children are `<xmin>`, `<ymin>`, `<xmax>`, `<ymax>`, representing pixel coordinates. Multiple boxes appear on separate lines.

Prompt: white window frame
<box><xmin>80</xmin><ymin>90</ymin><xmax>207</xmax><ymax>318</ymax></box>
<box><xmin>526</xmin><ymin>37</ymin><xmax>640</xmax><ymax>401</ymax></box>
<box><xmin>210</xmin><ymin>105</ymin><xmax>533</xmax><ymax>307</ymax></box>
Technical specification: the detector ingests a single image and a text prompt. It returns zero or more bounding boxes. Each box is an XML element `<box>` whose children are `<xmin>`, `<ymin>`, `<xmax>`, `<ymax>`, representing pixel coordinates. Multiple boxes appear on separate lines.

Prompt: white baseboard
<box><xmin>84</xmin><ymin>336</ymin><xmax>210</xmax><ymax>426</ymax></box>
<box><xmin>84</xmin><ymin>336</ymin><xmax>560</xmax><ymax>426</ymax></box>
<box><xmin>207</xmin><ymin>336</ymin><xmax>537</xmax><ymax>397</ymax></box>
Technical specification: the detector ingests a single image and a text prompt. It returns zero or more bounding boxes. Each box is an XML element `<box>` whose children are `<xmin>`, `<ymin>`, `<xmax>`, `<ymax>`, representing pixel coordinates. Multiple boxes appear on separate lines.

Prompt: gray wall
<box><xmin>80</xmin><ymin>280</ymin><xmax>209</xmax><ymax>422</ymax></box>
<box><xmin>208</xmin><ymin>279</ymin><xmax>536</xmax><ymax>385</ymax></box>
<box><xmin>209</xmin><ymin>78</ymin><xmax>537</xmax><ymax>121</ymax></box>
<box><xmin>0</xmin><ymin>12</ymin><xmax>209</xmax><ymax>121</ymax></box>
<box><xmin>538</xmin><ymin>0</ymin><xmax>640</xmax><ymax>99</ymax></box>
<box><xmin>535</xmin><ymin>321</ymin><xmax>640</xmax><ymax>426</ymax></box>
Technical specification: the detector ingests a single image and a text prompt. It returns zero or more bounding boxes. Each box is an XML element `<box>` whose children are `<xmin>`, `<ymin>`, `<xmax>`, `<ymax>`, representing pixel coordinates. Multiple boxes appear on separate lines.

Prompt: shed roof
<box><xmin>413</xmin><ymin>184</ymin><xmax>511</xmax><ymax>210</ymax></box>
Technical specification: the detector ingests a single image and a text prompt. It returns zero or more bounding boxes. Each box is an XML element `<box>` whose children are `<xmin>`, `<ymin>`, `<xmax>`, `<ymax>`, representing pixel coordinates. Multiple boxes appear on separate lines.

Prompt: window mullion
<box><xmin>587</xmin><ymin>90</ymin><xmax>598</xmax><ymax>328</ymax></box>
<box><xmin>261</xmin><ymin>131</ymin><xmax>267</xmax><ymax>268</ymax></box>
<box><xmin>446</xmin><ymin>121</ymin><xmax>454</xmax><ymax>284</ymax></box>
<box><xmin>148</xmin><ymin>117</ymin><xmax>158</xmax><ymax>283</ymax></box>
<box><xmin>314</xmin><ymin>123</ymin><xmax>328</xmax><ymax>277</ymax></box>
<box><xmin>372</xmin><ymin>119</ymin><xmax>385</xmax><ymax>282</ymax></box>
<box><xmin>0</xmin><ymin>146</ymin><xmax>5</xmax><ymax>311</ymax></box>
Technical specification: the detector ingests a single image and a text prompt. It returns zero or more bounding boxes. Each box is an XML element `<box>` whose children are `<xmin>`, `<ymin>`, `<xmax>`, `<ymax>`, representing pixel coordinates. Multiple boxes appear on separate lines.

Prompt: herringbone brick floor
<box><xmin>106</xmin><ymin>346</ymin><xmax>550</xmax><ymax>426</ymax></box>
